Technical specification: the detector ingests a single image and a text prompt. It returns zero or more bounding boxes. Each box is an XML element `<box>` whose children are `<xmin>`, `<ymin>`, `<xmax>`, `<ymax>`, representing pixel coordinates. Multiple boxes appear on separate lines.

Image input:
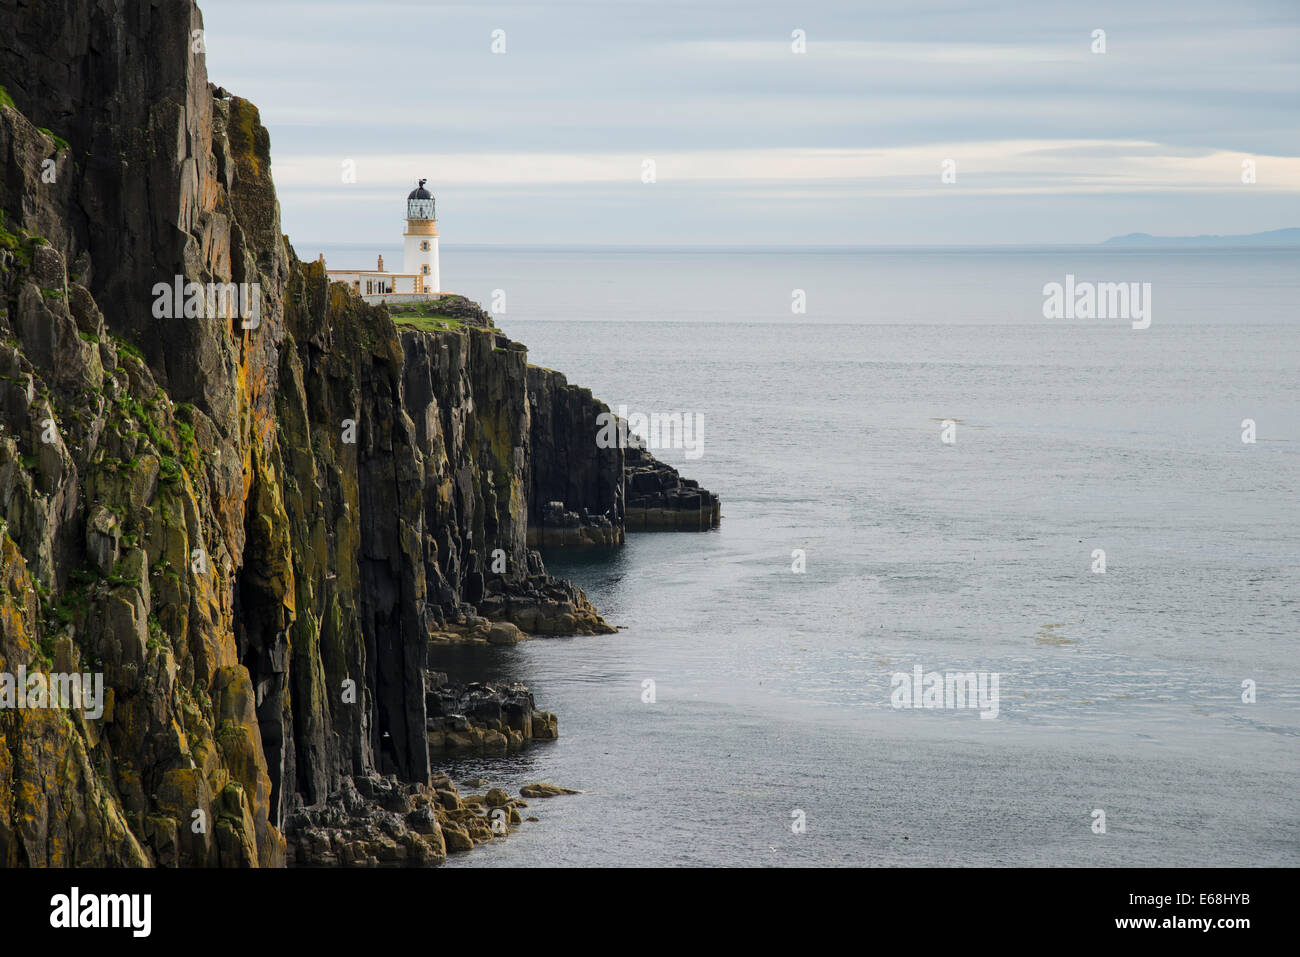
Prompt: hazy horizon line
<box><xmin>299</xmin><ymin>237</ymin><xmax>1299</xmax><ymax>252</ymax></box>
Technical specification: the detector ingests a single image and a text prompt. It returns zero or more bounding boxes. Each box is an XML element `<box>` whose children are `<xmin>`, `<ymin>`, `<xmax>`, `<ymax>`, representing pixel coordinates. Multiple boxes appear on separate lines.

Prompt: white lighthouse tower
<box><xmin>403</xmin><ymin>179</ymin><xmax>439</xmax><ymax>294</ymax></box>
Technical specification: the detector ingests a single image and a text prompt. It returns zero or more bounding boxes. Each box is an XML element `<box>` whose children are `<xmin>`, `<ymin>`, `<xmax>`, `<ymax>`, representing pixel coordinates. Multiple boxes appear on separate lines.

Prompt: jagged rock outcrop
<box><xmin>526</xmin><ymin>366</ymin><xmax>624</xmax><ymax>546</ymax></box>
<box><xmin>624</xmin><ymin>440</ymin><xmax>722</xmax><ymax>530</ymax></box>
<box><xmin>424</xmin><ymin>671</ymin><xmax>558</xmax><ymax>755</ymax></box>
<box><xmin>526</xmin><ymin>368</ymin><xmax>721</xmax><ymax>540</ymax></box>
<box><xmin>281</xmin><ymin>770</ymin><xmax>533</xmax><ymax>866</ymax></box>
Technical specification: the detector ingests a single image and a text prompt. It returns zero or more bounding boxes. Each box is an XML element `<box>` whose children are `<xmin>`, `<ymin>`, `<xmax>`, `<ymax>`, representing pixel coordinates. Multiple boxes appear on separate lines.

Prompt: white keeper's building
<box><xmin>323</xmin><ymin>179</ymin><xmax>441</xmax><ymax>303</ymax></box>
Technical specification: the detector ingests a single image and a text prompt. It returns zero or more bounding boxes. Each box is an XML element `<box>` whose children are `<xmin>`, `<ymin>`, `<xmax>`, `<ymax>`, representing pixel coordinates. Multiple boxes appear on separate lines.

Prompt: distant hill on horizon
<box><xmin>1103</xmin><ymin>227</ymin><xmax>1300</xmax><ymax>247</ymax></box>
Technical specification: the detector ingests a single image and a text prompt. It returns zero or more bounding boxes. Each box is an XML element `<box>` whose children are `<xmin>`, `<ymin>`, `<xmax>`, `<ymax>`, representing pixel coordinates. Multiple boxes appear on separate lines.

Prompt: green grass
<box><xmin>158</xmin><ymin>455</ymin><xmax>182</xmax><ymax>485</ymax></box>
<box><xmin>0</xmin><ymin>86</ymin><xmax>13</xmax><ymax>109</ymax></box>
<box><xmin>147</xmin><ymin>615</ymin><xmax>165</xmax><ymax>651</ymax></box>
<box><xmin>0</xmin><ymin>211</ymin><xmax>40</xmax><ymax>271</ymax></box>
<box><xmin>109</xmin><ymin>334</ymin><xmax>144</xmax><ymax>360</ymax></box>
<box><xmin>392</xmin><ymin>312</ymin><xmax>465</xmax><ymax>332</ymax></box>
<box><xmin>37</xmin><ymin>127</ymin><xmax>69</xmax><ymax>151</ymax></box>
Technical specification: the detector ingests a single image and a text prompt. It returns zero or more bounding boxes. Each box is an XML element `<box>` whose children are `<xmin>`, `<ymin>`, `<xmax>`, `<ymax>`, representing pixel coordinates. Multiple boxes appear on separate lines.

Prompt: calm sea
<box><xmin>309</xmin><ymin>243</ymin><xmax>1300</xmax><ymax>866</ymax></box>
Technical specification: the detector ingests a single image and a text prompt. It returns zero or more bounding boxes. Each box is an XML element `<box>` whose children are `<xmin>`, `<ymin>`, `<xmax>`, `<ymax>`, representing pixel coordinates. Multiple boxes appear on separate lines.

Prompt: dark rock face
<box><xmin>2</xmin><ymin>0</ymin><xmax>291</xmax><ymax>865</ymax></box>
<box><xmin>399</xmin><ymin>327</ymin><xmax>613</xmax><ymax>635</ymax></box>
<box><xmin>0</xmin><ymin>0</ymin><xmax>282</xmax><ymax>437</ymax></box>
<box><xmin>274</xmin><ymin>261</ymin><xmax>433</xmax><ymax>807</ymax></box>
<box><xmin>526</xmin><ymin>367</ymin><xmax>721</xmax><ymax>540</ymax></box>
<box><xmin>624</xmin><ymin>440</ymin><xmax>722</xmax><ymax>530</ymax></box>
<box><xmin>526</xmin><ymin>366</ymin><xmax>624</xmax><ymax>546</ymax></box>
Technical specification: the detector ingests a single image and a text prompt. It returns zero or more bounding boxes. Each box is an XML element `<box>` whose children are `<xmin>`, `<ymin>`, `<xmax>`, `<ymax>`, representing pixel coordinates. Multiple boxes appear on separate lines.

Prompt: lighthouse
<box><xmin>403</xmin><ymin>179</ymin><xmax>439</xmax><ymax>294</ymax></box>
<box><xmin>321</xmin><ymin>179</ymin><xmax>444</xmax><ymax>302</ymax></box>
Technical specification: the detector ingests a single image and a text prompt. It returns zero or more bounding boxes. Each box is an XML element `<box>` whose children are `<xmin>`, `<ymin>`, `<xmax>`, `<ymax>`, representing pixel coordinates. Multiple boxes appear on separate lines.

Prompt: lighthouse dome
<box><xmin>406</xmin><ymin>179</ymin><xmax>435</xmax><ymax>220</ymax></box>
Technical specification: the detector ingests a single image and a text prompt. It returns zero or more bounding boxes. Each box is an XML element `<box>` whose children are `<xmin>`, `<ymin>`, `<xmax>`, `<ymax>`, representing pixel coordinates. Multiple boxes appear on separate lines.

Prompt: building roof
<box><xmin>408</xmin><ymin>177</ymin><xmax>432</xmax><ymax>200</ymax></box>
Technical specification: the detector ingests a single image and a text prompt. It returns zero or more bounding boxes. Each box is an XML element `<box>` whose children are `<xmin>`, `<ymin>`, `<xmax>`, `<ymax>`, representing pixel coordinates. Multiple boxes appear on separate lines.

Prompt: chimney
<box><xmin>377</xmin><ymin>254</ymin><xmax>385</xmax><ymax>271</ymax></box>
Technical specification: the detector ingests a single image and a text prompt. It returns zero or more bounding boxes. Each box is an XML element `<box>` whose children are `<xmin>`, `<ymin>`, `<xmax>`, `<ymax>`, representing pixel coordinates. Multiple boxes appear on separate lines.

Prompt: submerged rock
<box><xmin>487</xmin><ymin>622</ymin><xmax>525</xmax><ymax>645</ymax></box>
<box><xmin>520</xmin><ymin>783</ymin><xmax>582</xmax><ymax>799</ymax></box>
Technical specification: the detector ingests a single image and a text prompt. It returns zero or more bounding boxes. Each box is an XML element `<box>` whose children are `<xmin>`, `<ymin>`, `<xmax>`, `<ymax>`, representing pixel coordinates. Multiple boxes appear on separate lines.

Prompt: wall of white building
<box><xmin>403</xmin><ymin>234</ymin><xmax>439</xmax><ymax>293</ymax></box>
<box><xmin>325</xmin><ymin>271</ymin><xmax>428</xmax><ymax>295</ymax></box>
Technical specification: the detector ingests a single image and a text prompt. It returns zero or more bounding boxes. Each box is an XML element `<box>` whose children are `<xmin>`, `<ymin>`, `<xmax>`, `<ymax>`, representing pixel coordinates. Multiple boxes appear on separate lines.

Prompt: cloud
<box><xmin>272</xmin><ymin>142</ymin><xmax>1300</xmax><ymax>193</ymax></box>
<box><xmin>664</xmin><ymin>39</ymin><xmax>1090</xmax><ymax>64</ymax></box>
<box><xmin>200</xmin><ymin>0</ymin><xmax>1300</xmax><ymax>243</ymax></box>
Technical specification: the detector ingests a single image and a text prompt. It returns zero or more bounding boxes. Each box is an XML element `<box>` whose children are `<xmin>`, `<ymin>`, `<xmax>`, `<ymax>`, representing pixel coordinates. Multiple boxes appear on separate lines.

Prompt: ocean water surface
<box><xmin>312</xmin><ymin>243</ymin><xmax>1299</xmax><ymax>866</ymax></box>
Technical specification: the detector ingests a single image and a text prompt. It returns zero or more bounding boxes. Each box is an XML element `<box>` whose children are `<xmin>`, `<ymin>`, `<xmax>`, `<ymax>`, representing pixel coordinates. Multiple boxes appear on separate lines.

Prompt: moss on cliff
<box><xmin>393</xmin><ymin>313</ymin><xmax>465</xmax><ymax>332</ymax></box>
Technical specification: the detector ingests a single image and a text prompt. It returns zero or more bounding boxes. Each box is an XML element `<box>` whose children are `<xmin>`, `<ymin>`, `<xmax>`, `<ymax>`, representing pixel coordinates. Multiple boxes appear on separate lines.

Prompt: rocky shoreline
<box><xmin>423</xmin><ymin>672</ymin><xmax>558</xmax><ymax>756</ymax></box>
<box><xmin>284</xmin><ymin>664</ymin><xmax>578</xmax><ymax>866</ymax></box>
<box><xmin>283</xmin><ymin>770</ymin><xmax>578</xmax><ymax>866</ymax></box>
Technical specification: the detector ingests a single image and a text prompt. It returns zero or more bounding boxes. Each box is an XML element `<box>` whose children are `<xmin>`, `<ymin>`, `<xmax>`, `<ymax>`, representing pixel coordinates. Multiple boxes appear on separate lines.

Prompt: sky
<box><xmin>199</xmin><ymin>0</ymin><xmax>1300</xmax><ymax>247</ymax></box>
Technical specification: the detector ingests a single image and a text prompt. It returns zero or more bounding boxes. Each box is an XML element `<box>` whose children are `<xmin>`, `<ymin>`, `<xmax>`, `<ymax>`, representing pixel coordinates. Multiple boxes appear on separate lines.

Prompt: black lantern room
<box><xmin>407</xmin><ymin>179</ymin><xmax>435</xmax><ymax>220</ymax></box>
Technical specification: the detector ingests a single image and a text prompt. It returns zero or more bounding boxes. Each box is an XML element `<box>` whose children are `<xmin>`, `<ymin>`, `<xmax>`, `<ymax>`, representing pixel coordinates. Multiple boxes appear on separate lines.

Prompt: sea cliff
<box><xmin>0</xmin><ymin>0</ymin><xmax>717</xmax><ymax>866</ymax></box>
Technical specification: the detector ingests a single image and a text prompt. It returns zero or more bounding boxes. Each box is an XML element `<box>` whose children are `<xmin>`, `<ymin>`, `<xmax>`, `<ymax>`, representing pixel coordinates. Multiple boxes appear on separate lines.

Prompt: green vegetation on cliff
<box><xmin>392</xmin><ymin>312</ymin><xmax>466</xmax><ymax>332</ymax></box>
